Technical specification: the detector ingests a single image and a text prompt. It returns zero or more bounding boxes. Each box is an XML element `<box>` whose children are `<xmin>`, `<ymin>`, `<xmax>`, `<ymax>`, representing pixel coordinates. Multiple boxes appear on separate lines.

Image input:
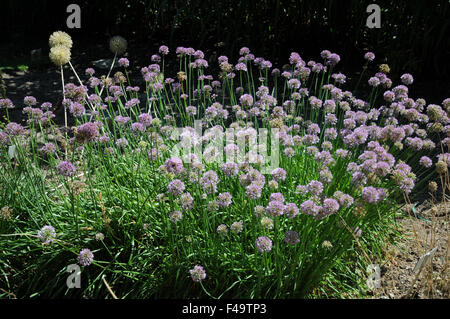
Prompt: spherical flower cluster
<box><xmin>271</xmin><ymin>168</ymin><xmax>286</xmax><ymax>182</ymax></box>
<box><xmin>284</xmin><ymin>230</ymin><xmax>300</xmax><ymax>245</ymax></box>
<box><xmin>49</xmin><ymin>31</ymin><xmax>72</xmax><ymax>49</ymax></box>
<box><xmin>230</xmin><ymin>221</ymin><xmax>243</xmax><ymax>234</ymax></box>
<box><xmin>217</xmin><ymin>224</ymin><xmax>228</xmax><ymax>236</ymax></box>
<box><xmin>361</xmin><ymin>186</ymin><xmax>386</xmax><ymax>204</ymax></box>
<box><xmin>118</xmin><ymin>58</ymin><xmax>130</xmax><ymax>67</ymax></box>
<box><xmin>169</xmin><ymin>211</ymin><xmax>183</xmax><ymax>223</ymax></box>
<box><xmin>77</xmin><ymin>248</ymin><xmax>94</xmax><ymax>266</ymax></box>
<box><xmin>168</xmin><ymin>179</ymin><xmax>185</xmax><ymax>196</ymax></box>
<box><xmin>38</xmin><ymin>225</ymin><xmax>56</xmax><ymax>244</ymax></box>
<box><xmin>222</xmin><ymin>162</ymin><xmax>239</xmax><ymax>177</ymax></box>
<box><xmin>49</xmin><ymin>45</ymin><xmax>71</xmax><ymax>66</ymax></box>
<box><xmin>419</xmin><ymin>156</ymin><xmax>433</xmax><ymax>168</ymax></box>
<box><xmin>76</xmin><ymin>122</ymin><xmax>100</xmax><ymax>143</ymax></box>
<box><xmin>255</xmin><ymin>236</ymin><xmax>272</xmax><ymax>253</ymax></box>
<box><xmin>284</xmin><ymin>202</ymin><xmax>299</xmax><ymax>218</ymax></box>
<box><xmin>39</xmin><ymin>142</ymin><xmax>57</xmax><ymax>155</ymax></box>
<box><xmin>189</xmin><ymin>265</ymin><xmax>206</xmax><ymax>282</ymax></box>
<box><xmin>266</xmin><ymin>200</ymin><xmax>285</xmax><ymax>217</ymax></box>
<box><xmin>200</xmin><ymin>170</ymin><xmax>219</xmax><ymax>194</ymax></box>
<box><xmin>364</xmin><ymin>52</ymin><xmax>375</xmax><ymax>62</ymax></box>
<box><xmin>165</xmin><ymin>157</ymin><xmax>183</xmax><ymax>174</ymax></box>
<box><xmin>57</xmin><ymin>161</ymin><xmax>76</xmax><ymax>177</ymax></box>
<box><xmin>400</xmin><ymin>73</ymin><xmax>414</xmax><ymax>85</ymax></box>
<box><xmin>109</xmin><ymin>36</ymin><xmax>127</xmax><ymax>55</ymax></box>
<box><xmin>218</xmin><ymin>192</ymin><xmax>232</xmax><ymax>208</ymax></box>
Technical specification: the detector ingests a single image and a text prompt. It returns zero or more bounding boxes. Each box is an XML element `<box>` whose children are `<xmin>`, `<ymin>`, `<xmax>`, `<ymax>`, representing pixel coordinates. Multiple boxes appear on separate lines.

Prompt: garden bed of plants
<box><xmin>0</xmin><ymin>31</ymin><xmax>448</xmax><ymax>298</ymax></box>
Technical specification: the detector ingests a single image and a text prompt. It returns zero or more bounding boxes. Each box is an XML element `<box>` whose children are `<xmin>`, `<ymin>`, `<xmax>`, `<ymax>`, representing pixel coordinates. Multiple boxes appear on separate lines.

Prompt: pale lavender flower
<box><xmin>284</xmin><ymin>202</ymin><xmax>299</xmax><ymax>218</ymax></box>
<box><xmin>200</xmin><ymin>170</ymin><xmax>219</xmax><ymax>194</ymax></box>
<box><xmin>118</xmin><ymin>58</ymin><xmax>129</xmax><ymax>67</ymax></box>
<box><xmin>269</xmin><ymin>193</ymin><xmax>284</xmax><ymax>203</ymax></box>
<box><xmin>115</xmin><ymin>138</ymin><xmax>129</xmax><ymax>148</ymax></box>
<box><xmin>272</xmin><ymin>168</ymin><xmax>286</xmax><ymax>182</ymax></box>
<box><xmin>400</xmin><ymin>73</ymin><xmax>414</xmax><ymax>85</ymax></box>
<box><xmin>38</xmin><ymin>225</ymin><xmax>56</xmax><ymax>244</ymax></box>
<box><xmin>159</xmin><ymin>45</ymin><xmax>169</xmax><ymax>55</ymax></box>
<box><xmin>266</xmin><ymin>200</ymin><xmax>285</xmax><ymax>217</ymax></box>
<box><xmin>364</xmin><ymin>52</ymin><xmax>375</xmax><ymax>62</ymax></box>
<box><xmin>189</xmin><ymin>265</ymin><xmax>206</xmax><ymax>282</ymax></box>
<box><xmin>77</xmin><ymin>248</ymin><xmax>94</xmax><ymax>266</ymax></box>
<box><xmin>169</xmin><ymin>210</ymin><xmax>183</xmax><ymax>223</ymax></box>
<box><xmin>168</xmin><ymin>179</ymin><xmax>185</xmax><ymax>196</ymax></box>
<box><xmin>246</xmin><ymin>182</ymin><xmax>262</xmax><ymax>200</ymax></box>
<box><xmin>255</xmin><ymin>236</ymin><xmax>272</xmax><ymax>253</ymax></box>
<box><xmin>218</xmin><ymin>192</ymin><xmax>232</xmax><ymax>208</ymax></box>
<box><xmin>24</xmin><ymin>96</ymin><xmax>37</xmax><ymax>106</ymax></box>
<box><xmin>163</xmin><ymin>157</ymin><xmax>182</xmax><ymax>175</ymax></box>
<box><xmin>57</xmin><ymin>161</ymin><xmax>75</xmax><ymax>177</ymax></box>
<box><xmin>230</xmin><ymin>221</ymin><xmax>243</xmax><ymax>234</ymax></box>
<box><xmin>217</xmin><ymin>224</ymin><xmax>228</xmax><ymax>236</ymax></box>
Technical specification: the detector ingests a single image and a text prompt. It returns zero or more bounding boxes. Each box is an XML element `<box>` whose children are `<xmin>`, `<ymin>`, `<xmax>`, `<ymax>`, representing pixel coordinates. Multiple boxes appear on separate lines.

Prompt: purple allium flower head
<box><xmin>322</xmin><ymin>198</ymin><xmax>340</xmax><ymax>216</ymax></box>
<box><xmin>218</xmin><ymin>192</ymin><xmax>233</xmax><ymax>208</ymax></box>
<box><xmin>169</xmin><ymin>210</ymin><xmax>183</xmax><ymax>223</ymax></box>
<box><xmin>239</xmin><ymin>94</ymin><xmax>254</xmax><ymax>107</ymax></box>
<box><xmin>189</xmin><ymin>265</ymin><xmax>206</xmax><ymax>282</ymax></box>
<box><xmin>307</xmin><ymin>180</ymin><xmax>323</xmax><ymax>196</ymax></box>
<box><xmin>39</xmin><ymin>142</ymin><xmax>57</xmax><ymax>155</ymax></box>
<box><xmin>327</xmin><ymin>53</ymin><xmax>340</xmax><ymax>66</ymax></box>
<box><xmin>300</xmin><ymin>200</ymin><xmax>321</xmax><ymax>217</ymax></box>
<box><xmin>284</xmin><ymin>202</ymin><xmax>299</xmax><ymax>218</ymax></box>
<box><xmin>115</xmin><ymin>138</ymin><xmax>129</xmax><ymax>148</ymax></box>
<box><xmin>284</xmin><ymin>230</ymin><xmax>300</xmax><ymax>245</ymax></box>
<box><xmin>77</xmin><ymin>248</ymin><xmax>94</xmax><ymax>266</ymax></box>
<box><xmin>368</xmin><ymin>76</ymin><xmax>380</xmax><ymax>87</ymax></box>
<box><xmin>76</xmin><ymin>122</ymin><xmax>100</xmax><ymax>142</ymax></box>
<box><xmin>266</xmin><ymin>200</ymin><xmax>285</xmax><ymax>217</ymax></box>
<box><xmin>354</xmin><ymin>227</ymin><xmax>362</xmax><ymax>237</ymax></box>
<box><xmin>200</xmin><ymin>170</ymin><xmax>219</xmax><ymax>194</ymax></box>
<box><xmin>118</xmin><ymin>58</ymin><xmax>129</xmax><ymax>67</ymax></box>
<box><xmin>57</xmin><ymin>161</ymin><xmax>76</xmax><ymax>177</ymax></box>
<box><xmin>230</xmin><ymin>221</ymin><xmax>244</xmax><ymax>234</ymax></box>
<box><xmin>24</xmin><ymin>96</ymin><xmax>37</xmax><ymax>106</ymax></box>
<box><xmin>217</xmin><ymin>224</ymin><xmax>228</xmax><ymax>236</ymax></box>
<box><xmin>38</xmin><ymin>225</ymin><xmax>56</xmax><ymax>244</ymax></box>
<box><xmin>255</xmin><ymin>236</ymin><xmax>273</xmax><ymax>253</ymax></box>
<box><xmin>180</xmin><ymin>192</ymin><xmax>194</xmax><ymax>211</ymax></box>
<box><xmin>0</xmin><ymin>98</ymin><xmax>14</xmax><ymax>109</ymax></box>
<box><xmin>69</xmin><ymin>102</ymin><xmax>85</xmax><ymax>117</ymax></box>
<box><xmin>246</xmin><ymin>182</ymin><xmax>262</xmax><ymax>200</ymax></box>
<box><xmin>165</xmin><ymin>157</ymin><xmax>183</xmax><ymax>174</ymax></box>
<box><xmin>85</xmin><ymin>68</ymin><xmax>95</xmax><ymax>76</ymax></box>
<box><xmin>269</xmin><ymin>193</ymin><xmax>285</xmax><ymax>203</ymax></box>
<box><xmin>364</xmin><ymin>52</ymin><xmax>375</xmax><ymax>62</ymax></box>
<box><xmin>362</xmin><ymin>186</ymin><xmax>385</xmax><ymax>204</ymax></box>
<box><xmin>400</xmin><ymin>73</ymin><xmax>414</xmax><ymax>85</ymax></box>
<box><xmin>0</xmin><ymin>132</ymin><xmax>9</xmax><ymax>146</ymax></box>
<box><xmin>5</xmin><ymin>122</ymin><xmax>25</xmax><ymax>136</ymax></box>
<box><xmin>131</xmin><ymin>122</ymin><xmax>145</xmax><ymax>133</ymax></box>
<box><xmin>138</xmin><ymin>113</ymin><xmax>153</xmax><ymax>127</ymax></box>
<box><xmin>168</xmin><ymin>179</ymin><xmax>185</xmax><ymax>196</ymax></box>
<box><xmin>271</xmin><ymin>168</ymin><xmax>287</xmax><ymax>182</ymax></box>
<box><xmin>159</xmin><ymin>45</ymin><xmax>169</xmax><ymax>55</ymax></box>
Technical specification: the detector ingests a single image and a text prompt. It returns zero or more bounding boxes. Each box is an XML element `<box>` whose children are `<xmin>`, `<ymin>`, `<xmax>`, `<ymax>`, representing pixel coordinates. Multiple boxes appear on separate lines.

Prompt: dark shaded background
<box><xmin>1</xmin><ymin>0</ymin><xmax>449</xmax><ymax>103</ymax></box>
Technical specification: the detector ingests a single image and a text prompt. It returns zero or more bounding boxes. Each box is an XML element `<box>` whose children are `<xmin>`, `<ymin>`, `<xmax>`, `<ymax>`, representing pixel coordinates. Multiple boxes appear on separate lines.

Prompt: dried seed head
<box><xmin>49</xmin><ymin>31</ymin><xmax>73</xmax><ymax>49</ymax></box>
<box><xmin>428</xmin><ymin>181</ymin><xmax>438</xmax><ymax>193</ymax></box>
<box><xmin>109</xmin><ymin>36</ymin><xmax>127</xmax><ymax>55</ymax></box>
<box><xmin>436</xmin><ymin>161</ymin><xmax>447</xmax><ymax>175</ymax></box>
<box><xmin>49</xmin><ymin>45</ymin><xmax>71</xmax><ymax>66</ymax></box>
